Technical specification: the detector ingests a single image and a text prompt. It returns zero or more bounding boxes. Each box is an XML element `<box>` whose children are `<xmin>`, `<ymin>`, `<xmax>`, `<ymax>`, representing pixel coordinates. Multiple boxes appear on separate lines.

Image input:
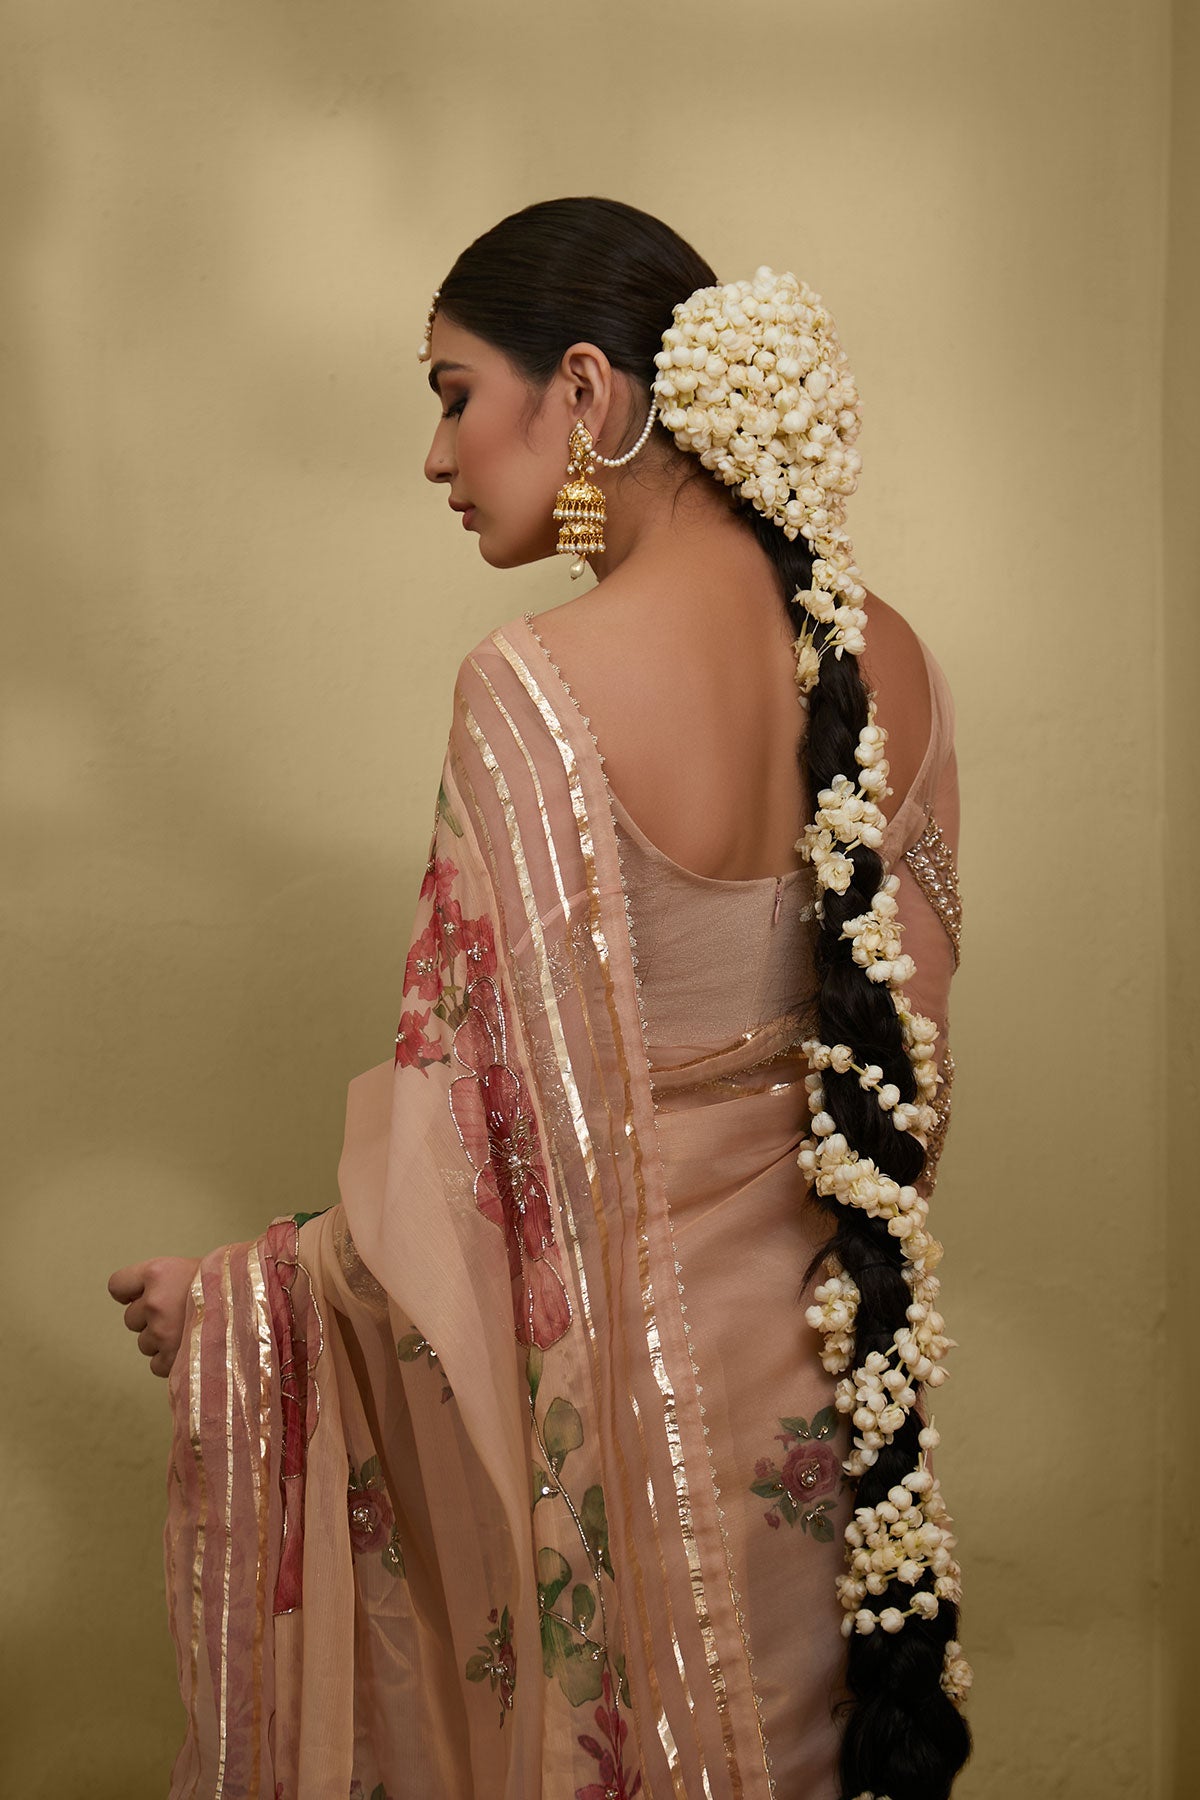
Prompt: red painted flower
<box><xmin>395</xmin><ymin>1006</ymin><xmax>443</xmax><ymax>1071</ymax></box>
<box><xmin>448</xmin><ymin>976</ymin><xmax>571</xmax><ymax>1349</ymax></box>
<box><xmin>465</xmin><ymin>1602</ymin><xmax>518</xmax><ymax>1724</ymax></box>
<box><xmin>575</xmin><ymin>1669</ymin><xmax>643</xmax><ymax>1799</ymax></box>
<box><xmin>461</xmin><ymin>913</ymin><xmax>497</xmax><ymax>980</ymax></box>
<box><xmin>488</xmin><ymin>1606</ymin><xmax>517</xmax><ymax>1713</ymax></box>
<box><xmin>420</xmin><ymin>853</ymin><xmax>459</xmax><ymax>909</ymax></box>
<box><xmin>433</xmin><ymin>896</ymin><xmax>465</xmax><ymax>964</ymax></box>
<box><xmin>781</xmin><ymin>1438</ymin><xmax>841</xmax><ymax>1506</ymax></box>
<box><xmin>403</xmin><ymin>918</ymin><xmax>444</xmax><ymax>1002</ymax></box>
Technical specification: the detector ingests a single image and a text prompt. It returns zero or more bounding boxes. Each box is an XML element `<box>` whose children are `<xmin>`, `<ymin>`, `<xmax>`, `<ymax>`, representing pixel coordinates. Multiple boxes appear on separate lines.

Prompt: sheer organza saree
<box><xmin>164</xmin><ymin>614</ymin><xmax>960</xmax><ymax>1800</ymax></box>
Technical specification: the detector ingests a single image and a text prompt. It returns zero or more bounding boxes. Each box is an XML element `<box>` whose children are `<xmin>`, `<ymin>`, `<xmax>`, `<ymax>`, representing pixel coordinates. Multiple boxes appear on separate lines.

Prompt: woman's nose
<box><xmin>424</xmin><ymin>424</ymin><xmax>455</xmax><ymax>485</ymax></box>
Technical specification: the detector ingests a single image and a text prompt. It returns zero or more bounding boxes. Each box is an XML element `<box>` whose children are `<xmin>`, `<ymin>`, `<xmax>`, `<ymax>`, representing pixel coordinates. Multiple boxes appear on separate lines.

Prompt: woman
<box><xmin>110</xmin><ymin>197</ymin><xmax>970</xmax><ymax>1800</ymax></box>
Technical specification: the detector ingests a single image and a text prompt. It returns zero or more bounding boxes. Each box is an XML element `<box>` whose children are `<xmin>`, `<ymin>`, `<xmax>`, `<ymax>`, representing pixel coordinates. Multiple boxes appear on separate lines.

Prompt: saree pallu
<box><xmin>165</xmin><ymin>613</ymin><xmax>961</xmax><ymax>1799</ymax></box>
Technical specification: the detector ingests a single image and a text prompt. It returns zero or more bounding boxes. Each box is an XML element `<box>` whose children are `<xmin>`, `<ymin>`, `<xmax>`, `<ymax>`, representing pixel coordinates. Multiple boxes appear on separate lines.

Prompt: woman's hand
<box><xmin>108</xmin><ymin>1257</ymin><xmax>201</xmax><ymax>1378</ymax></box>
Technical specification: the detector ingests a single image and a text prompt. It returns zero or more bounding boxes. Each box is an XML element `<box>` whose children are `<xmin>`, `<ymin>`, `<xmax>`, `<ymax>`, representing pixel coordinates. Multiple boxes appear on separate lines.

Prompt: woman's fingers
<box><xmin>110</xmin><ymin>1256</ymin><xmax>201</xmax><ymax>1379</ymax></box>
<box><xmin>108</xmin><ymin>1264</ymin><xmax>146</xmax><ymax>1304</ymax></box>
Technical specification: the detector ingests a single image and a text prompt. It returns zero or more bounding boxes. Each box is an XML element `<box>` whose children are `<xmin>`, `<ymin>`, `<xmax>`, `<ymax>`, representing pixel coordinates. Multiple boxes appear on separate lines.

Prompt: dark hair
<box><xmin>438</xmin><ymin>196</ymin><xmax>970</xmax><ymax>1800</ymax></box>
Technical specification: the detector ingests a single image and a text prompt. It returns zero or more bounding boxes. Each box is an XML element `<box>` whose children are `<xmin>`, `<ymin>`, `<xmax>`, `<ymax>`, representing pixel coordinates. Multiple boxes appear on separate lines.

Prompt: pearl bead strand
<box><xmin>591</xmin><ymin>400</ymin><xmax>659</xmax><ymax>467</ymax></box>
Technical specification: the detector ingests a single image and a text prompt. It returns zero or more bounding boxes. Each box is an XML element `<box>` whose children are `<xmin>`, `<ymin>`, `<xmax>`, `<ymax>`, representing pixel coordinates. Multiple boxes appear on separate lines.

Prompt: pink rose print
<box><xmin>781</xmin><ymin>1438</ymin><xmax>841</xmax><ymax>1506</ymax></box>
<box><xmin>448</xmin><ymin>976</ymin><xmax>571</xmax><ymax>1349</ymax></box>
<box><xmin>346</xmin><ymin>1457</ymin><xmax>405</xmax><ymax>1576</ymax></box>
<box><xmin>575</xmin><ymin>1668</ymin><xmax>643</xmax><ymax>1799</ymax></box>
<box><xmin>347</xmin><ymin>1484</ymin><xmax>393</xmax><ymax>1554</ymax></box>
<box><xmin>750</xmin><ymin>1409</ymin><xmax>844</xmax><ymax>1540</ymax></box>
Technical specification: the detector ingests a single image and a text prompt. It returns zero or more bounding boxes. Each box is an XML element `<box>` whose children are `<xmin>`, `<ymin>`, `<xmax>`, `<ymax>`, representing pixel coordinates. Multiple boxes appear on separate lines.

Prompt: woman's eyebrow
<box><xmin>428</xmin><ymin>359</ymin><xmax>473</xmax><ymax>394</ymax></box>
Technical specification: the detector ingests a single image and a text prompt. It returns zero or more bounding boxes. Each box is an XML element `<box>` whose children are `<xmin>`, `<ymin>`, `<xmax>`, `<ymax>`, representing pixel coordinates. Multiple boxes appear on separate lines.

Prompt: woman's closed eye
<box><xmin>441</xmin><ymin>394</ymin><xmax>467</xmax><ymax>420</ymax></box>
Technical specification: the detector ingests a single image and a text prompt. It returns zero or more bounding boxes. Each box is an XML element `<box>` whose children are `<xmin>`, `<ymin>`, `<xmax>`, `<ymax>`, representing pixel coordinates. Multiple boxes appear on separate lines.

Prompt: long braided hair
<box><xmin>433</xmin><ymin>195</ymin><xmax>970</xmax><ymax>1800</ymax></box>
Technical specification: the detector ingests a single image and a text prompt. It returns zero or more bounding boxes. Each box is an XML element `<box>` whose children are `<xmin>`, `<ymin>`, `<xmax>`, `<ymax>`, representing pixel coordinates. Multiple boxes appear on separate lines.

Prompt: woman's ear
<box><xmin>556</xmin><ymin>341</ymin><xmax>616</xmax><ymax>436</ymax></box>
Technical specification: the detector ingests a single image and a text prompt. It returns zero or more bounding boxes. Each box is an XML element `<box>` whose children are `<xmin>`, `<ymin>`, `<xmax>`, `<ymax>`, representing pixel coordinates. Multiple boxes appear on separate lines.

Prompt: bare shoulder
<box><xmin>526</xmin><ymin>586</ymin><xmax>674</xmax><ymax>779</ymax></box>
<box><xmin>861</xmin><ymin>591</ymin><xmax>933</xmax><ymax>809</ymax></box>
<box><xmin>527</xmin><ymin>574</ymin><xmax>806</xmax><ymax>879</ymax></box>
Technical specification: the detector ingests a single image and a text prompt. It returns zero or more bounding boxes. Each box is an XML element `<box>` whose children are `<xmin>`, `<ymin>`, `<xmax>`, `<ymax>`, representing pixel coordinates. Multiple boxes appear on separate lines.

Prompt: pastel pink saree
<box><xmin>164</xmin><ymin>613</ymin><xmax>961</xmax><ymax>1799</ymax></box>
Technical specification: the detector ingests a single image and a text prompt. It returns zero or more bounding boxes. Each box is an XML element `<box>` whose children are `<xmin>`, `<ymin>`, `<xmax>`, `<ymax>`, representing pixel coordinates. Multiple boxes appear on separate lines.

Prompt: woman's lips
<box><xmin>461</xmin><ymin>507</ymin><xmax>476</xmax><ymax>529</ymax></box>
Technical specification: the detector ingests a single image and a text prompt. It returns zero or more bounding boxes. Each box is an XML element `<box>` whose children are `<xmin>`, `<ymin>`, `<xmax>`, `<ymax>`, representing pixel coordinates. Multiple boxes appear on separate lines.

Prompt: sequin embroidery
<box><xmin>903</xmin><ymin>816</ymin><xmax>962</xmax><ymax>966</ymax></box>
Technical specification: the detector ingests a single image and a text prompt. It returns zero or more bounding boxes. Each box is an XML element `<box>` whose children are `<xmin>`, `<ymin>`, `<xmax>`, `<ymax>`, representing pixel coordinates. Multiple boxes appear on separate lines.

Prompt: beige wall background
<box><xmin>1</xmin><ymin>0</ymin><xmax>1192</xmax><ymax>1793</ymax></box>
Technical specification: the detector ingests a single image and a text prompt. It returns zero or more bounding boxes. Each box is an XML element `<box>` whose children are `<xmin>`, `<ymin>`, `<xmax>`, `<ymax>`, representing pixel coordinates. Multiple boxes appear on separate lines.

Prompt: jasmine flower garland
<box><xmin>653</xmin><ymin>267</ymin><xmax>970</xmax><ymax>1708</ymax></box>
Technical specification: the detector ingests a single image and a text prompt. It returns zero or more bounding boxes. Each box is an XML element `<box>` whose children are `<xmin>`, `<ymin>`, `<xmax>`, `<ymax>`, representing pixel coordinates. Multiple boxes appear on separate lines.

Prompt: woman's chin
<box><xmin>478</xmin><ymin>534</ymin><xmax>557</xmax><ymax>573</ymax></box>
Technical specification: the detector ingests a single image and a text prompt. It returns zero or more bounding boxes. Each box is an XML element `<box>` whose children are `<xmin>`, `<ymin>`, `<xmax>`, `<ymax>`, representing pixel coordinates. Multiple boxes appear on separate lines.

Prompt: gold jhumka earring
<box><xmin>552</xmin><ymin>401</ymin><xmax>659</xmax><ymax>580</ymax></box>
<box><xmin>553</xmin><ymin>422</ymin><xmax>606</xmax><ymax>580</ymax></box>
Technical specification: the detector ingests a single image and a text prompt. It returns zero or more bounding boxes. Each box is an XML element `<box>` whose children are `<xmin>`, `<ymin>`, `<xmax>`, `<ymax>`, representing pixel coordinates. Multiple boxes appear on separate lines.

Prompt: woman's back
<box><xmin>531</xmin><ymin>569</ymin><xmax>934</xmax><ymax>887</ymax></box>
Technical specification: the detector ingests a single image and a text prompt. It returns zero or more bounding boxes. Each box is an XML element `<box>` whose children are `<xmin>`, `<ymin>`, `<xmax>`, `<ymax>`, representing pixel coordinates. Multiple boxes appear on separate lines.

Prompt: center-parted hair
<box><xmin>434</xmin><ymin>195</ymin><xmax>970</xmax><ymax>1800</ymax></box>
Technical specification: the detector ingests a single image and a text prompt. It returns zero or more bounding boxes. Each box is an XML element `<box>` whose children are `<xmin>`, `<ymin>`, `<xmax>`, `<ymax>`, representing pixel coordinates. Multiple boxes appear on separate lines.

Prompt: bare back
<box><xmin>532</xmin><ymin>574</ymin><xmax>932</xmax><ymax>883</ymax></box>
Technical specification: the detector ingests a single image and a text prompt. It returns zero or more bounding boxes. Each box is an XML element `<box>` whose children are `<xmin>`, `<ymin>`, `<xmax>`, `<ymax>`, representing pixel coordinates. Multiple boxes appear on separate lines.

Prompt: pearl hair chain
<box><xmin>591</xmin><ymin>399</ymin><xmax>659</xmax><ymax>467</ymax></box>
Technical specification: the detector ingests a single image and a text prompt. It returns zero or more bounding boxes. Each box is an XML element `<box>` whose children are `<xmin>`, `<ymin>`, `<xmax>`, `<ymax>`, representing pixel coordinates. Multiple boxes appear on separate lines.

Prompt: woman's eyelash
<box><xmin>441</xmin><ymin>395</ymin><xmax>467</xmax><ymax>420</ymax></box>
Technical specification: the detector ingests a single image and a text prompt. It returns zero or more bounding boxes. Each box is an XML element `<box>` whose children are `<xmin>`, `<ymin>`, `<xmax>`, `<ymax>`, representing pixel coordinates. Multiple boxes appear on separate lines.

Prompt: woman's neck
<box><xmin>585</xmin><ymin>455</ymin><xmax>781</xmax><ymax>619</ymax></box>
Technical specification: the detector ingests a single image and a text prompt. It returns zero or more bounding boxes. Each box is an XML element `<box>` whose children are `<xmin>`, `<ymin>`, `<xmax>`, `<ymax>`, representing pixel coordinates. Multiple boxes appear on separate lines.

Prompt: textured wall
<box><xmin>1164</xmin><ymin>0</ymin><xmax>1198</xmax><ymax>1795</ymax></box>
<box><xmin>0</xmin><ymin>1</ymin><xmax>1177</xmax><ymax>1793</ymax></box>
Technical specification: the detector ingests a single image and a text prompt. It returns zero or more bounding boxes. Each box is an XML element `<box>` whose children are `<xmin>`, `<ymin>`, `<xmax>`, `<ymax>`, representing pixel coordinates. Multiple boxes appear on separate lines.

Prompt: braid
<box><xmin>744</xmin><ymin>509</ymin><xmax>971</xmax><ymax>1800</ymax></box>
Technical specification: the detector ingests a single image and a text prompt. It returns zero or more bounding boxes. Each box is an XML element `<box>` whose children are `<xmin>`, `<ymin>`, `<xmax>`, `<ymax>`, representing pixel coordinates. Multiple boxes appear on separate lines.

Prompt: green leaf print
<box><xmin>540</xmin><ymin>1611</ymin><xmax>574</xmax><ymax>1680</ymax></box>
<box><xmin>810</xmin><ymin>1405</ymin><xmax>838</xmax><ymax>1439</ymax></box>
<box><xmin>543</xmin><ymin>1396</ymin><xmax>583</xmax><ymax>1474</ymax></box>
<box><xmin>531</xmin><ymin>1464</ymin><xmax>556</xmax><ymax>1506</ymax></box>
<box><xmin>580</xmin><ymin>1485</ymin><xmax>614</xmax><ymax>1580</ymax></box>
<box><xmin>436</xmin><ymin>779</ymin><xmax>464</xmax><ymax>837</ymax></box>
<box><xmin>526</xmin><ymin>1344</ymin><xmax>544</xmax><ymax>1402</ymax></box>
<box><xmin>556</xmin><ymin>1641</ymin><xmax>605</xmax><ymax>1706</ymax></box>
<box><xmin>536</xmin><ymin>1546</ymin><xmax>572</xmax><ymax>1612</ymax></box>
<box><xmin>291</xmin><ymin>1208</ymin><xmax>330</xmax><ymax>1230</ymax></box>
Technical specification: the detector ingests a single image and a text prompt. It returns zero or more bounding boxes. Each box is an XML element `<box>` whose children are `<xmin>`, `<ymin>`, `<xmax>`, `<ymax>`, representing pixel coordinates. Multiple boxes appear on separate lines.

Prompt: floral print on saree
<box><xmin>395</xmin><ymin>809</ymin><xmax>498</xmax><ymax>1074</ymax></box>
<box><xmin>575</xmin><ymin>1669</ymin><xmax>643</xmax><ymax>1800</ymax></box>
<box><xmin>749</xmin><ymin>1406</ymin><xmax>844</xmax><ymax>1540</ymax></box>
<box><xmin>465</xmin><ymin>1605</ymin><xmax>518</xmax><ymax>1724</ymax></box>
<box><xmin>346</xmin><ymin>1455</ymin><xmax>405</xmax><ymax>1577</ymax></box>
<box><xmin>526</xmin><ymin>1347</ymin><xmax>642</xmax><ymax>1789</ymax></box>
<box><xmin>448</xmin><ymin>974</ymin><xmax>572</xmax><ymax>1350</ymax></box>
